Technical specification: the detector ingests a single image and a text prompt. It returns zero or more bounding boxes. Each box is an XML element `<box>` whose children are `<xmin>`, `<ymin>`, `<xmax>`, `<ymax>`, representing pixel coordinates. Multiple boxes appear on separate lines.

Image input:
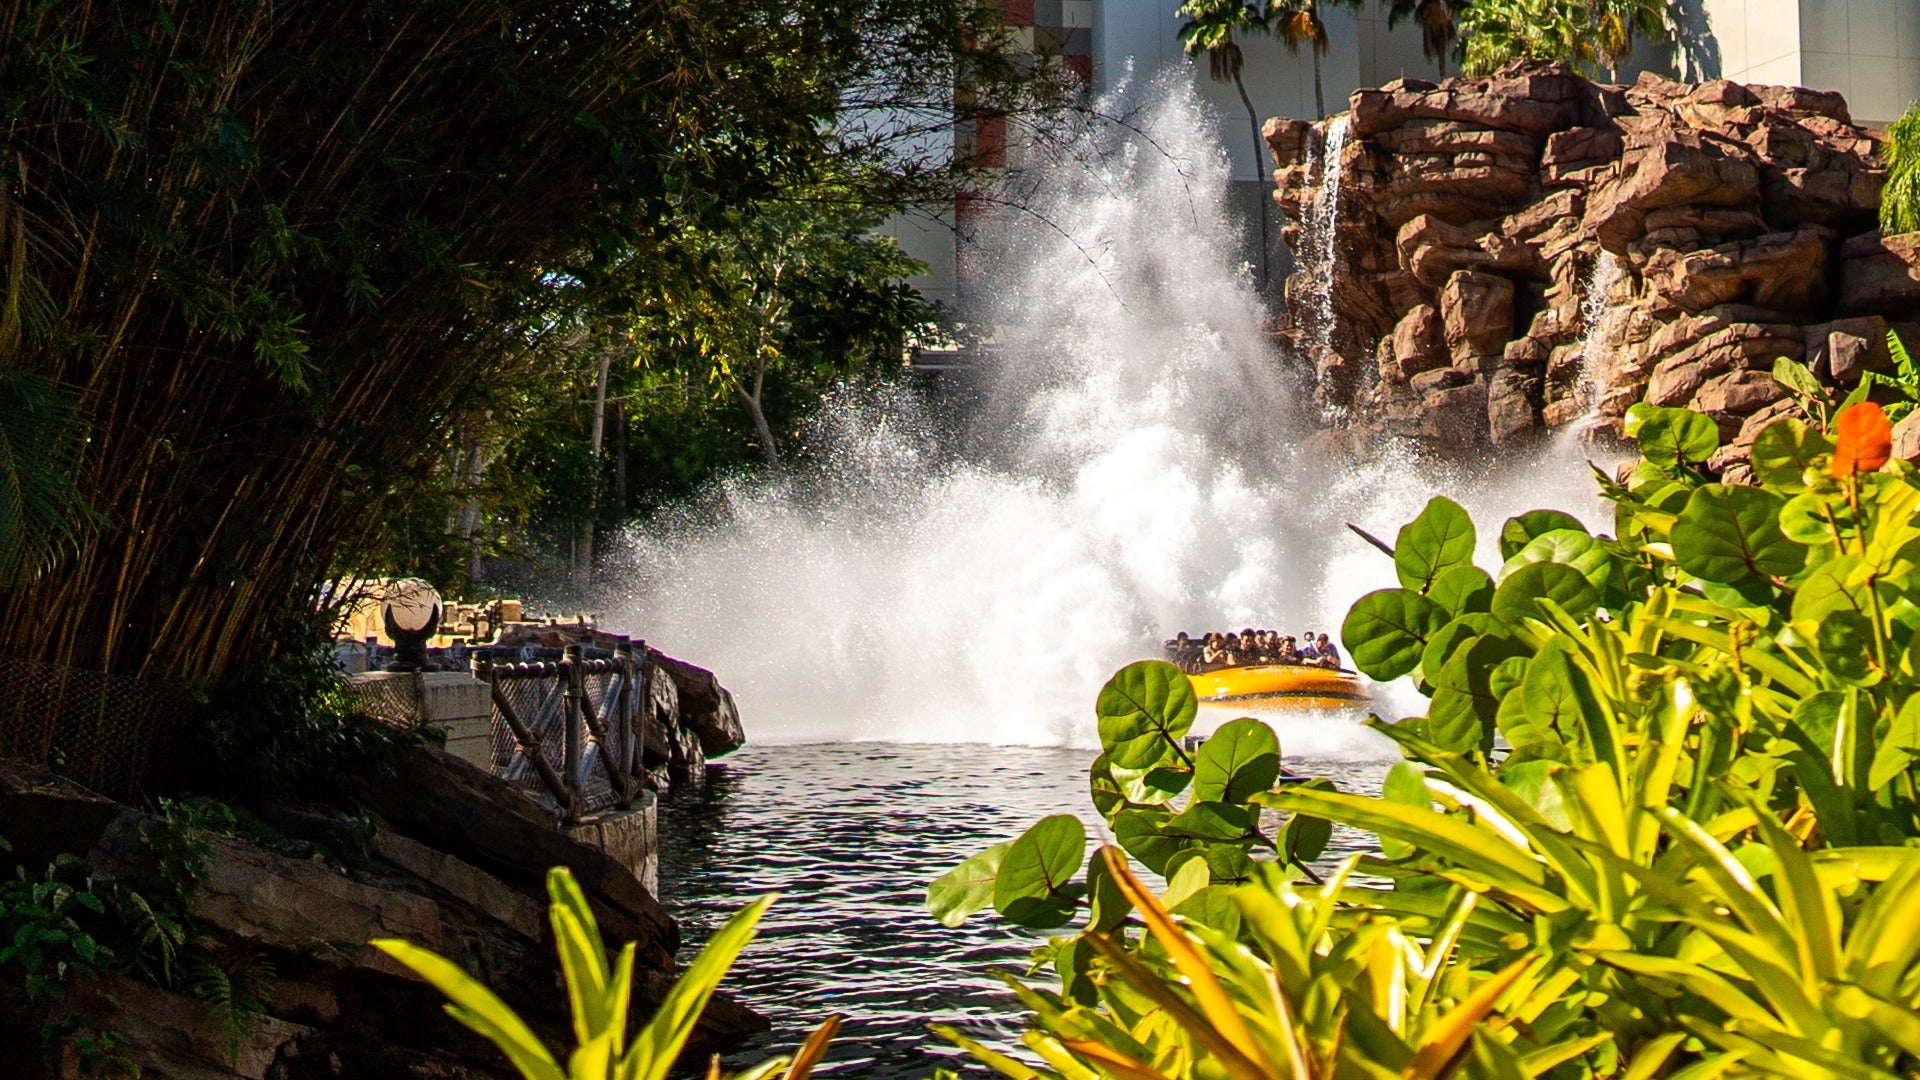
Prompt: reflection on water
<box><xmin>658</xmin><ymin>741</ymin><xmax>1392</xmax><ymax>1076</ymax></box>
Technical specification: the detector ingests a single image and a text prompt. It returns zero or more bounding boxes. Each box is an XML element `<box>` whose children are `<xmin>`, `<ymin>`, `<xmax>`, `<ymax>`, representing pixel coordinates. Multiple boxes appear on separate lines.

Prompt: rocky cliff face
<box><xmin>1266</xmin><ymin>60</ymin><xmax>1920</xmax><ymax>476</ymax></box>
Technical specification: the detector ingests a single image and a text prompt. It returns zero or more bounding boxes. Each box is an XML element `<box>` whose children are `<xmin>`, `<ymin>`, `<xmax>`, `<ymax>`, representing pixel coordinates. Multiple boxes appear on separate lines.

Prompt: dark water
<box><xmin>657</xmin><ymin>741</ymin><xmax>1392</xmax><ymax>1077</ymax></box>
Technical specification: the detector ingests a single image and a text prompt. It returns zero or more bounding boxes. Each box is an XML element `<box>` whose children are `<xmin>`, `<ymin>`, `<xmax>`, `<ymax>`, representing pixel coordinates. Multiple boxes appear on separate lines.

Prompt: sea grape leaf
<box><xmin>1428</xmin><ymin>564</ymin><xmax>1495</xmax><ymax>615</ymax></box>
<box><xmin>1868</xmin><ymin>694</ymin><xmax>1920</xmax><ymax>790</ymax></box>
<box><xmin>1161</xmin><ymin>852</ymin><xmax>1211</xmax><ymax>908</ymax></box>
<box><xmin>1503</xmin><ymin>529</ymin><xmax>1614</xmax><ymax>592</ymax></box>
<box><xmin>1672</xmin><ymin>485</ymin><xmax>1803</xmax><ymax>584</ymax></box>
<box><xmin>927</xmin><ymin>841</ymin><xmax>1010</xmax><ymax>927</ymax></box>
<box><xmin>1394</xmin><ymin>496</ymin><xmax>1477</xmax><ymax>592</ymax></box>
<box><xmin>1277</xmin><ymin>810</ymin><xmax>1333</xmax><ymax>867</ymax></box>
<box><xmin>1096</xmin><ymin>660</ymin><xmax>1196</xmax><ymax>768</ymax></box>
<box><xmin>1751</xmin><ymin>418</ymin><xmax>1833</xmax><ymax>491</ymax></box>
<box><xmin>1520</xmin><ymin>638</ymin><xmax>1599</xmax><ymax>756</ymax></box>
<box><xmin>1780</xmin><ymin>491</ymin><xmax>1847</xmax><ymax>546</ymax></box>
<box><xmin>1343</xmin><ymin>588</ymin><xmax>1449</xmax><ymax>681</ymax></box>
<box><xmin>993</xmin><ymin>815</ymin><xmax>1086</xmax><ymax>928</ymax></box>
<box><xmin>1089</xmin><ymin>753</ymin><xmax>1125</xmax><ymax>818</ymax></box>
<box><xmin>1816</xmin><ymin>611</ymin><xmax>1878</xmax><ymax>685</ymax></box>
<box><xmin>1792</xmin><ymin>555</ymin><xmax>1871</xmax><ymax>623</ymax></box>
<box><xmin>1428</xmin><ymin>635</ymin><xmax>1526</xmax><ymax>754</ymax></box>
<box><xmin>1491</xmin><ymin>562</ymin><xmax>1599</xmax><ymax>626</ymax></box>
<box><xmin>1109</xmin><ymin>762</ymin><xmax>1191</xmax><ymax>806</ymax></box>
<box><xmin>1630</xmin><ymin>404</ymin><xmax>1720</xmax><ymax>469</ymax></box>
<box><xmin>1199</xmin><ymin>840</ymin><xmax>1254</xmax><ymax>882</ymax></box>
<box><xmin>1162</xmin><ymin>800</ymin><xmax>1254</xmax><ymax>841</ymax></box>
<box><xmin>1772</xmin><ymin>357</ymin><xmax>1830</xmax><ymax>415</ymax></box>
<box><xmin>1499</xmin><ymin>510</ymin><xmax>1587</xmax><ymax>562</ymax></box>
<box><xmin>1085</xmin><ymin>849</ymin><xmax>1130</xmax><ymax>933</ymax></box>
<box><xmin>1112</xmin><ymin>807</ymin><xmax>1194</xmax><ymax>876</ymax></box>
<box><xmin>1421</xmin><ymin>612</ymin><xmax>1509</xmax><ymax>686</ymax></box>
<box><xmin>1379</xmin><ymin>761</ymin><xmax>1429</xmax><ymax>859</ymax></box>
<box><xmin>1499</xmin><ymin>760</ymin><xmax>1571</xmax><ymax>831</ymax></box>
<box><xmin>1171</xmin><ymin>885</ymin><xmax>1242</xmax><ymax>935</ymax></box>
<box><xmin>1192</xmin><ymin>718</ymin><xmax>1280</xmax><ymax>804</ymax></box>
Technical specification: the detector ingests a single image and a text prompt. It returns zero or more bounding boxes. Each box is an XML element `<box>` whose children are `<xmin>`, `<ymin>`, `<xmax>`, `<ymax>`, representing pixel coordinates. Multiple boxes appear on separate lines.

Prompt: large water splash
<box><xmin>599</xmin><ymin>73</ymin><xmax>1612</xmax><ymax>754</ymax></box>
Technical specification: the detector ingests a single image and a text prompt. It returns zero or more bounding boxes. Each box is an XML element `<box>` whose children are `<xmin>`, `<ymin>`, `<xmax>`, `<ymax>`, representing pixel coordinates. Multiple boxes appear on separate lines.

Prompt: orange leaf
<box><xmin>1831</xmin><ymin>401</ymin><xmax>1893</xmax><ymax>478</ymax></box>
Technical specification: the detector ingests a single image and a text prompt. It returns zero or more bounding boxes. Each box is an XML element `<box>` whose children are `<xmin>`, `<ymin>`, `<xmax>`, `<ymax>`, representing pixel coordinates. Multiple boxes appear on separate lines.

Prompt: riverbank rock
<box><xmin>0</xmin><ymin>751</ymin><xmax>766</xmax><ymax>1078</ymax></box>
<box><xmin>1268</xmin><ymin>61</ymin><xmax>1907</xmax><ymax>459</ymax></box>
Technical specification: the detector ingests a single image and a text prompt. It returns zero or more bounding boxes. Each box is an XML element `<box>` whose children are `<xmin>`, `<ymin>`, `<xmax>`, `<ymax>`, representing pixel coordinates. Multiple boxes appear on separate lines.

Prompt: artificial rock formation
<box><xmin>1267</xmin><ymin>60</ymin><xmax>1920</xmax><ymax>473</ymax></box>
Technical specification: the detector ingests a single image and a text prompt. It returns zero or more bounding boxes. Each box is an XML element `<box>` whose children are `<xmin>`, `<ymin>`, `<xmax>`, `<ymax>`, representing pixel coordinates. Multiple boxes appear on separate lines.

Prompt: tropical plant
<box><xmin>939</xmin><ymin>400</ymin><xmax>1920</xmax><ymax>1078</ymax></box>
<box><xmin>1455</xmin><ymin>0</ymin><xmax>1675</xmax><ymax>78</ymax></box>
<box><xmin>375</xmin><ymin>867</ymin><xmax>837</xmax><ymax>1080</ymax></box>
<box><xmin>1178</xmin><ymin>0</ymin><xmax>1280</xmax><ymax>290</ymax></box>
<box><xmin>1381</xmin><ymin>0</ymin><xmax>1469</xmax><ymax>76</ymax></box>
<box><xmin>1881</xmin><ymin>102</ymin><xmax>1920</xmax><ymax>236</ymax></box>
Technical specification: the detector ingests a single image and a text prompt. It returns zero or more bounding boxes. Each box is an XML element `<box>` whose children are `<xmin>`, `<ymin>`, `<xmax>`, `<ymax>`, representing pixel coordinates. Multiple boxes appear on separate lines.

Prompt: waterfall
<box><xmin>1297</xmin><ymin>115</ymin><xmax>1351</xmax><ymax>359</ymax></box>
<box><xmin>1572</xmin><ymin>250</ymin><xmax>1628</xmax><ymax>424</ymax></box>
<box><xmin>595</xmin><ymin>72</ymin><xmax>1613</xmax><ymax>753</ymax></box>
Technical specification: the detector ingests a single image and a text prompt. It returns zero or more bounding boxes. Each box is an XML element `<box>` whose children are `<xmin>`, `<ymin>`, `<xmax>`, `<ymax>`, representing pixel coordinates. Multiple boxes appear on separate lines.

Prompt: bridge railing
<box><xmin>472</xmin><ymin>637</ymin><xmax>646</xmax><ymax>823</ymax></box>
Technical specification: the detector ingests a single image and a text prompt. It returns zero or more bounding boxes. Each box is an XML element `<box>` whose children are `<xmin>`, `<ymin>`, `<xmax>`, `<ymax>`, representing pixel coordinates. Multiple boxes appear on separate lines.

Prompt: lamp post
<box><xmin>381</xmin><ymin>578</ymin><xmax>442</xmax><ymax>672</ymax></box>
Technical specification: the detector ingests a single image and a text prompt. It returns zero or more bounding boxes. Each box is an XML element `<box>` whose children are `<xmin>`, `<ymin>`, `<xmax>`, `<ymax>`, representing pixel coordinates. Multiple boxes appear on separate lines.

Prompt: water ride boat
<box><xmin>1187</xmin><ymin>663</ymin><xmax>1369</xmax><ymax>709</ymax></box>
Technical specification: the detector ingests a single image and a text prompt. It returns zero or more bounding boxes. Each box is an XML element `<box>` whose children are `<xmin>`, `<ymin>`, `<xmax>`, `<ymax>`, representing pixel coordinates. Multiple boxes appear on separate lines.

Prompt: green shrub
<box><xmin>1882</xmin><ymin>102</ymin><xmax>1920</xmax><ymax>235</ymax></box>
<box><xmin>375</xmin><ymin>867</ymin><xmax>837</xmax><ymax>1080</ymax></box>
<box><xmin>933</xmin><ymin>401</ymin><xmax>1920</xmax><ymax>1078</ymax></box>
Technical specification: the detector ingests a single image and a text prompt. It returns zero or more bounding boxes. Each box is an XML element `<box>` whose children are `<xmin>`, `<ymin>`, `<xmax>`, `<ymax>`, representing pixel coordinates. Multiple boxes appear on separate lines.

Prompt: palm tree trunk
<box><xmin>1233</xmin><ymin>70</ymin><xmax>1272</xmax><ymax>292</ymax></box>
<box><xmin>1312</xmin><ymin>47</ymin><xmax>1326</xmax><ymax>120</ymax></box>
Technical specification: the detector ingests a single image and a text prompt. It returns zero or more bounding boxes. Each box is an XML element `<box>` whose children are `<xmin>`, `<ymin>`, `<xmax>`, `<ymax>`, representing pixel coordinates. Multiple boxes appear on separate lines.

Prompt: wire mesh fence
<box><xmin>490</xmin><ymin>666</ymin><xmax>631</xmax><ymax>816</ymax></box>
<box><xmin>0</xmin><ymin>654</ymin><xmax>198</xmax><ymax>800</ymax></box>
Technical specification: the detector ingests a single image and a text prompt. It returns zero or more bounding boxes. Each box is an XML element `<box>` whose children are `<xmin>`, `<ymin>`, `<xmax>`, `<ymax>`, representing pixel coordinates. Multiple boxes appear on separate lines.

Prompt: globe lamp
<box><xmin>381</xmin><ymin>578</ymin><xmax>442</xmax><ymax>672</ymax></box>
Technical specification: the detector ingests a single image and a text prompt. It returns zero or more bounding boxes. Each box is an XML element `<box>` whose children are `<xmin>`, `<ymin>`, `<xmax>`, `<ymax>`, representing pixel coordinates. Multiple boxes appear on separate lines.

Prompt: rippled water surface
<box><xmin>657</xmin><ymin>741</ymin><xmax>1391</xmax><ymax>1077</ymax></box>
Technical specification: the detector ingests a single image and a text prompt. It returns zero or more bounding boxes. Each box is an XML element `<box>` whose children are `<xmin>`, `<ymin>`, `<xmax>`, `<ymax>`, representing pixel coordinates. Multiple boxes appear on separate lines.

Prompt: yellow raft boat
<box><xmin>1188</xmin><ymin>663</ymin><xmax>1369</xmax><ymax>709</ymax></box>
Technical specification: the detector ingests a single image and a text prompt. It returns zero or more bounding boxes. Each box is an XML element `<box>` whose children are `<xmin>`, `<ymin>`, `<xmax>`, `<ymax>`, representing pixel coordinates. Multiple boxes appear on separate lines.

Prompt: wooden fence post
<box><xmin>563</xmin><ymin>644</ymin><xmax>585</xmax><ymax>821</ymax></box>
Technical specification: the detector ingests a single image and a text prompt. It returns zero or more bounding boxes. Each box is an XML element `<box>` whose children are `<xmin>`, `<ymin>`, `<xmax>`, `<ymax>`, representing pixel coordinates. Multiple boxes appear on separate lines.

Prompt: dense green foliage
<box><xmin>1882</xmin><ymin>103</ymin><xmax>1920</xmax><ymax>236</ymax></box>
<box><xmin>1457</xmin><ymin>0</ymin><xmax>1674</xmax><ymax>76</ymax></box>
<box><xmin>0</xmin><ymin>0</ymin><xmax>1056</xmax><ymax>693</ymax></box>
<box><xmin>375</xmin><ymin>867</ymin><xmax>838</xmax><ymax>1080</ymax></box>
<box><xmin>932</xmin><ymin>399</ymin><xmax>1920</xmax><ymax>1078</ymax></box>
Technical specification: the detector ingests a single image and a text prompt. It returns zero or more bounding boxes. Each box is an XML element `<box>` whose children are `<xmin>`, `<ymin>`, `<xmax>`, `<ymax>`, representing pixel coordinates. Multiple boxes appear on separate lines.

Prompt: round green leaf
<box><xmin>1420</xmin><ymin>612</ymin><xmax>1508</xmax><ymax>686</ymax></box>
<box><xmin>992</xmin><ymin>815</ymin><xmax>1086</xmax><ymax>928</ymax></box>
<box><xmin>1498</xmin><ymin>510</ymin><xmax>1587</xmax><ymax>561</ymax></box>
<box><xmin>1750</xmin><ymin>418</ymin><xmax>1833</xmax><ymax>491</ymax></box>
<box><xmin>1490</xmin><ymin>561</ymin><xmax>1599</xmax><ymax>625</ymax></box>
<box><xmin>1090</xmin><ymin>753</ymin><xmax>1124</xmax><ymax>818</ymax></box>
<box><xmin>1672</xmin><ymin>485</ymin><xmax>1804</xmax><ymax>584</ymax></box>
<box><xmin>1394</xmin><ymin>496</ymin><xmax>1477</xmax><ymax>591</ymax></box>
<box><xmin>1343</xmin><ymin>588</ymin><xmax>1449</xmax><ymax>681</ymax></box>
<box><xmin>1378</xmin><ymin>761</ymin><xmax>1429</xmax><ymax>859</ymax></box>
<box><xmin>1633</xmin><ymin>405</ymin><xmax>1720</xmax><ymax>469</ymax></box>
<box><xmin>1779</xmin><ymin>491</ymin><xmax>1850</xmax><ymax>546</ymax></box>
<box><xmin>1792</xmin><ymin>555</ymin><xmax>1870</xmax><ymax>623</ymax></box>
<box><xmin>1815</xmin><ymin>611</ymin><xmax>1878</xmax><ymax>685</ymax></box>
<box><xmin>1502</xmin><ymin>529</ymin><xmax>1615</xmax><ymax>592</ymax></box>
<box><xmin>1096</xmin><ymin>660</ymin><xmax>1197</xmax><ymax>768</ymax></box>
<box><xmin>1428</xmin><ymin>564</ymin><xmax>1495</xmax><ymax>615</ymax></box>
<box><xmin>1112</xmin><ymin>807</ymin><xmax>1193</xmax><ymax>876</ymax></box>
<box><xmin>1192</xmin><ymin>718</ymin><xmax>1280</xmax><ymax>804</ymax></box>
<box><xmin>1428</xmin><ymin>634</ymin><xmax>1526</xmax><ymax>753</ymax></box>
<box><xmin>1110</xmin><ymin>762</ymin><xmax>1191</xmax><ymax>805</ymax></box>
<box><xmin>1519</xmin><ymin>638</ymin><xmax>1597</xmax><ymax>754</ymax></box>
<box><xmin>1277</xmin><ymin>810</ymin><xmax>1333</xmax><ymax>866</ymax></box>
<box><xmin>1161</xmin><ymin>800</ymin><xmax>1254</xmax><ymax>841</ymax></box>
<box><xmin>926</xmin><ymin>841</ymin><xmax>1010</xmax><ymax>928</ymax></box>
<box><xmin>1085</xmin><ymin>851</ymin><xmax>1130</xmax><ymax>933</ymax></box>
<box><xmin>1171</xmin><ymin>885</ymin><xmax>1242</xmax><ymax>935</ymax></box>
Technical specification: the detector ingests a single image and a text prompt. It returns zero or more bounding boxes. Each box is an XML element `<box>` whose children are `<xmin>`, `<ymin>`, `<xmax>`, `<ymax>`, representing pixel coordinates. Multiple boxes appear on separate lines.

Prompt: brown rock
<box><xmin>1411</xmin><ymin>366</ymin><xmax>1474</xmax><ymax>393</ymax></box>
<box><xmin>1644</xmin><ymin>323</ymin><xmax>1802</xmax><ymax>405</ymax></box>
<box><xmin>650</xmin><ymin>652</ymin><xmax>746</xmax><ymax>759</ymax></box>
<box><xmin>1440</xmin><ymin>271</ymin><xmax>1515</xmax><ymax>359</ymax></box>
<box><xmin>1586</xmin><ymin>120</ymin><xmax>1762</xmax><ymax>250</ymax></box>
<box><xmin>1420</xmin><ymin>380</ymin><xmax>1491</xmax><ymax>448</ymax></box>
<box><xmin>1693</xmin><ymin>368</ymin><xmax>1786</xmax><ymax>418</ymax></box>
<box><xmin>1838</xmin><ymin>232</ymin><xmax>1920</xmax><ymax>317</ymax></box>
<box><xmin>1393</xmin><ymin>304</ymin><xmax>1448</xmax><ymax>379</ymax></box>
<box><xmin>1487</xmin><ymin>369</ymin><xmax>1543</xmax><ymax>445</ymax></box>
<box><xmin>1893</xmin><ymin>410</ymin><xmax>1920</xmax><ymax>464</ymax></box>
<box><xmin>1825</xmin><ymin>315</ymin><xmax>1893</xmax><ymax>385</ymax></box>
<box><xmin>1639</xmin><ymin>227</ymin><xmax>1830</xmax><ymax>315</ymax></box>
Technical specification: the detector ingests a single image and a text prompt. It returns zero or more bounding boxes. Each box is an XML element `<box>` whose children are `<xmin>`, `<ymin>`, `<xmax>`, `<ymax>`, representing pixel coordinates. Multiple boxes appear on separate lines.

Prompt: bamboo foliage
<box><xmin>0</xmin><ymin>0</ymin><xmax>932</xmax><ymax>691</ymax></box>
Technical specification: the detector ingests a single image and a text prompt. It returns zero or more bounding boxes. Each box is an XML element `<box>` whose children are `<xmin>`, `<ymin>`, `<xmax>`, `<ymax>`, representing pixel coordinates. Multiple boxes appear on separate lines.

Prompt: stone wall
<box><xmin>1266</xmin><ymin>60</ymin><xmax>1920</xmax><ymax>475</ymax></box>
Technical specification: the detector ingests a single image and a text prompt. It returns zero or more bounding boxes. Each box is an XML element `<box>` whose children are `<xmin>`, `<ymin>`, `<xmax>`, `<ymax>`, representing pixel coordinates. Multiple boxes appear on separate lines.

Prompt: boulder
<box><xmin>1838</xmin><ymin>232</ymin><xmax>1920</xmax><ymax>317</ymax></box>
<box><xmin>1894</xmin><ymin>410</ymin><xmax>1920</xmax><ymax>464</ymax></box>
<box><xmin>1824</xmin><ymin>315</ymin><xmax>1894</xmax><ymax>384</ymax></box>
<box><xmin>1440</xmin><ymin>271</ymin><xmax>1516</xmax><ymax>360</ymax></box>
<box><xmin>650</xmin><ymin>652</ymin><xmax>746</xmax><ymax>759</ymax></box>
<box><xmin>1638</xmin><ymin>227</ymin><xmax>1830</xmax><ymax>315</ymax></box>
<box><xmin>1419</xmin><ymin>380</ymin><xmax>1491</xmax><ymax>448</ymax></box>
<box><xmin>1392</xmin><ymin>304</ymin><xmax>1449</xmax><ymax>379</ymax></box>
<box><xmin>1487</xmin><ymin>369</ymin><xmax>1543</xmax><ymax>445</ymax></box>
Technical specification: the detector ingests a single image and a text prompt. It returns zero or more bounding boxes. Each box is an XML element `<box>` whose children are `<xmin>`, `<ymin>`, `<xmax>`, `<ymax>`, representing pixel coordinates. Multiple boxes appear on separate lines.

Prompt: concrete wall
<box><xmin>1696</xmin><ymin>0</ymin><xmax>1918</xmax><ymax>127</ymax></box>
